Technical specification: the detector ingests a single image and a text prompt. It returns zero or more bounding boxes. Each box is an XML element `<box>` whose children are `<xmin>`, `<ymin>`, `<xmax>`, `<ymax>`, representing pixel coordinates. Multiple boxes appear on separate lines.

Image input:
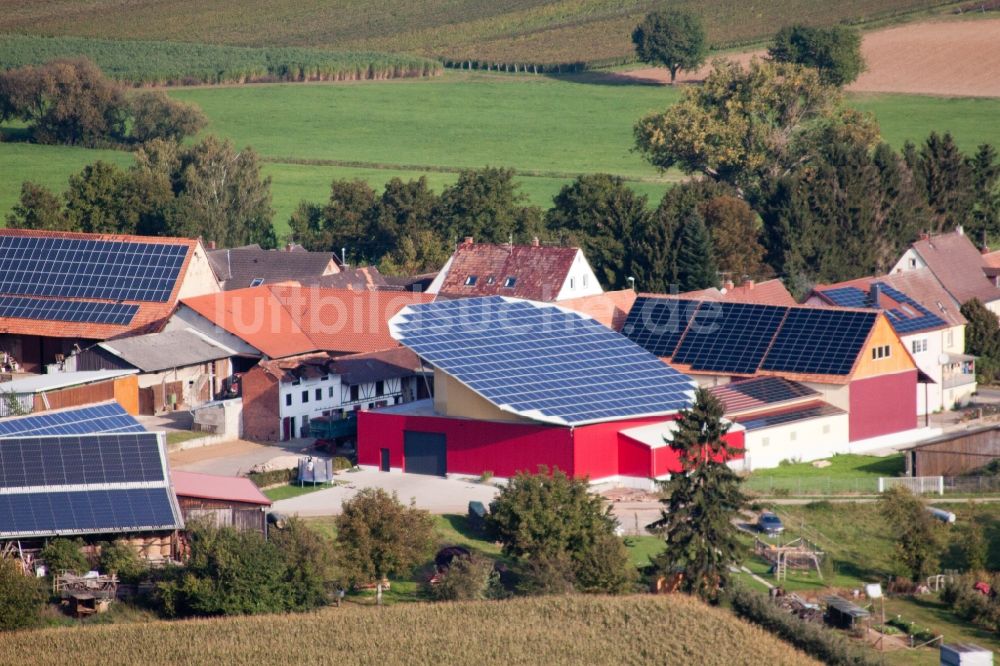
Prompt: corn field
<box><xmin>0</xmin><ymin>35</ymin><xmax>441</xmax><ymax>86</ymax></box>
<box><xmin>0</xmin><ymin>595</ymin><xmax>818</xmax><ymax>665</ymax></box>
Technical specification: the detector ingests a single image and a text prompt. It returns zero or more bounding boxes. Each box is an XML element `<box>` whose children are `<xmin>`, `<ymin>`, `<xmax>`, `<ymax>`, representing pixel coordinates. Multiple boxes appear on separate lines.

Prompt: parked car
<box><xmin>757</xmin><ymin>511</ymin><xmax>784</xmax><ymax>536</ymax></box>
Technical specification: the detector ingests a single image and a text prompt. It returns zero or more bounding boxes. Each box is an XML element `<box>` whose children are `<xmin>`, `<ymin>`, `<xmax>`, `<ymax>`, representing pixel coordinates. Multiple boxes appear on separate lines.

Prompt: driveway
<box><xmin>272</xmin><ymin>470</ymin><xmax>499</xmax><ymax>516</ymax></box>
<box><xmin>168</xmin><ymin>438</ymin><xmax>317</xmax><ymax>477</ymax></box>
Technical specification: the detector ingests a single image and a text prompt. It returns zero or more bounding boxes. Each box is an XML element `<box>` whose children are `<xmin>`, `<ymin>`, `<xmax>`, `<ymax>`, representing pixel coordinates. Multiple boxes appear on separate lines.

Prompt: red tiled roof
<box><xmin>812</xmin><ymin>268</ymin><xmax>966</xmax><ymax>328</ymax></box>
<box><xmin>437</xmin><ymin>242</ymin><xmax>580</xmax><ymax>301</ymax></box>
<box><xmin>171</xmin><ymin>471</ymin><xmax>271</xmax><ymax>506</ymax></box>
<box><xmin>0</xmin><ymin>229</ymin><xmax>200</xmax><ymax>341</ymax></box>
<box><xmin>910</xmin><ymin>231</ymin><xmax>1000</xmax><ymax>305</ymax></box>
<box><xmin>557</xmin><ymin>290</ymin><xmax>637</xmax><ymax>330</ymax></box>
<box><xmin>181</xmin><ymin>285</ymin><xmax>434</xmax><ymax>359</ymax></box>
<box><xmin>679</xmin><ymin>279</ymin><xmax>796</xmax><ymax>307</ymax></box>
<box><xmin>709</xmin><ymin>377</ymin><xmax>819</xmax><ymax>415</ymax></box>
<box><xmin>982</xmin><ymin>250</ymin><xmax>1000</xmax><ymax>269</ymax></box>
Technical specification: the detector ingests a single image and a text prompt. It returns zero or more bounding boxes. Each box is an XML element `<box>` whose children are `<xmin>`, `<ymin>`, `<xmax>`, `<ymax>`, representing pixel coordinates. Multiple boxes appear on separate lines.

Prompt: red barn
<box><xmin>358</xmin><ymin>297</ymin><xmax>743</xmax><ymax>487</ymax></box>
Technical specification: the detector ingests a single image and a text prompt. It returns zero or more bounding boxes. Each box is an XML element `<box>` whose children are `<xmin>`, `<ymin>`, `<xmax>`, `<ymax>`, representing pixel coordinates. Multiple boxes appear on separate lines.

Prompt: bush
<box><xmin>428</xmin><ymin>555</ymin><xmax>505</xmax><ymax>601</ymax></box>
<box><xmin>516</xmin><ymin>552</ymin><xmax>577</xmax><ymax>596</ymax></box>
<box><xmin>728</xmin><ymin>585</ymin><xmax>879</xmax><ymax>666</ymax></box>
<box><xmin>331</xmin><ymin>456</ymin><xmax>353</xmax><ymax>472</ymax></box>
<box><xmin>941</xmin><ymin>574</ymin><xmax>1000</xmax><ymax>632</ymax></box>
<box><xmin>129</xmin><ymin>92</ymin><xmax>206</xmax><ymax>143</ymax></box>
<box><xmin>40</xmin><ymin>538</ymin><xmax>89</xmax><ymax>575</ymax></box>
<box><xmin>247</xmin><ymin>468</ymin><xmax>297</xmax><ymax>488</ymax></box>
<box><xmin>0</xmin><ymin>557</ymin><xmax>45</xmax><ymax>631</ymax></box>
<box><xmin>98</xmin><ymin>540</ymin><xmax>146</xmax><ymax>583</ymax></box>
<box><xmin>269</xmin><ymin>518</ymin><xmax>338</xmax><ymax>610</ymax></box>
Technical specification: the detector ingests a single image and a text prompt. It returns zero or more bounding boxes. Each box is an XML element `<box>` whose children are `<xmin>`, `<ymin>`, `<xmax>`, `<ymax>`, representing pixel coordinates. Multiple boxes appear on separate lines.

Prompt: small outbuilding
<box><xmin>171</xmin><ymin>471</ymin><xmax>271</xmax><ymax>535</ymax></box>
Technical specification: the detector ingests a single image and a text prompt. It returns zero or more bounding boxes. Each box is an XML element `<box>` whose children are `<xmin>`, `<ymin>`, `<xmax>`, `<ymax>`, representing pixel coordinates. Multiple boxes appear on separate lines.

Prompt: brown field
<box><xmin>0</xmin><ymin>595</ymin><xmax>820</xmax><ymax>666</ymax></box>
<box><xmin>621</xmin><ymin>17</ymin><xmax>1000</xmax><ymax>97</ymax></box>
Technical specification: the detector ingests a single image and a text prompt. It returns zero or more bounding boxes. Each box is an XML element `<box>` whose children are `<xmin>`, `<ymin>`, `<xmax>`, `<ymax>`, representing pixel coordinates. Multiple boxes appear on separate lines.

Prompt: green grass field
<box><xmin>3</xmin><ymin>73</ymin><xmax>1000</xmax><ymax>236</ymax></box>
<box><xmin>0</xmin><ymin>0</ymin><xmax>953</xmax><ymax>65</ymax></box>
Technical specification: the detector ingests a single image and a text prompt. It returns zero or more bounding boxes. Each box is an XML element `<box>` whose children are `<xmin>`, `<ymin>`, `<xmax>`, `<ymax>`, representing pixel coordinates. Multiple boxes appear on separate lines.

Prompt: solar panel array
<box><xmin>0</xmin><ymin>488</ymin><xmax>178</xmax><ymax>537</ymax></box>
<box><xmin>718</xmin><ymin>377</ymin><xmax>818</xmax><ymax>410</ymax></box>
<box><xmin>737</xmin><ymin>403</ymin><xmax>844</xmax><ymax>432</ymax></box>
<box><xmin>0</xmin><ymin>434</ymin><xmax>163</xmax><ymax>487</ymax></box>
<box><xmin>621</xmin><ymin>298</ymin><xmax>701</xmax><ymax>357</ymax></box>
<box><xmin>820</xmin><ymin>284</ymin><xmax>946</xmax><ymax>334</ymax></box>
<box><xmin>672</xmin><ymin>302</ymin><xmax>787</xmax><ymax>374</ymax></box>
<box><xmin>623</xmin><ymin>298</ymin><xmax>880</xmax><ymax>377</ymax></box>
<box><xmin>0</xmin><ymin>296</ymin><xmax>138</xmax><ymax>325</ymax></box>
<box><xmin>0</xmin><ymin>432</ymin><xmax>181</xmax><ymax>538</ymax></box>
<box><xmin>0</xmin><ymin>235</ymin><xmax>188</xmax><ymax>303</ymax></box>
<box><xmin>390</xmin><ymin>296</ymin><xmax>696</xmax><ymax>425</ymax></box>
<box><xmin>760</xmin><ymin>308</ymin><xmax>876</xmax><ymax>376</ymax></box>
<box><xmin>0</xmin><ymin>403</ymin><xmax>145</xmax><ymax>437</ymax></box>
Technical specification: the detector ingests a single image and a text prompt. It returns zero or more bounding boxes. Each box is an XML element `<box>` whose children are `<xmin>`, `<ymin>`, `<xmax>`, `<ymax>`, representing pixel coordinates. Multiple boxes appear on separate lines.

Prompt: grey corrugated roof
<box><xmin>98</xmin><ymin>330</ymin><xmax>231</xmax><ymax>372</ymax></box>
<box><xmin>208</xmin><ymin>245</ymin><xmax>338</xmax><ymax>290</ymax></box>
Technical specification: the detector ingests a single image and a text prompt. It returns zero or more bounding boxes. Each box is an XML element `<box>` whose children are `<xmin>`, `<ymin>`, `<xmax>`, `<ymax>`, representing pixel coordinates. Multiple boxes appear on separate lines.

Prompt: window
<box><xmin>285</xmin><ymin>394</ymin><xmax>292</xmax><ymax>407</ymax></box>
<box><xmin>464</xmin><ymin>275</ymin><xmax>477</xmax><ymax>286</ymax></box>
<box><xmin>291</xmin><ymin>379</ymin><xmax>301</xmax><ymax>386</ymax></box>
<box><xmin>947</xmin><ymin>330</ymin><xmax>954</xmax><ymax>347</ymax></box>
<box><xmin>376</xmin><ymin>380</ymin><xmax>385</xmax><ymax>396</ymax></box>
<box><xmin>872</xmin><ymin>344</ymin><xmax>892</xmax><ymax>360</ymax></box>
<box><xmin>569</xmin><ymin>278</ymin><xmax>575</xmax><ymax>289</ymax></box>
<box><xmin>790</xmin><ymin>431</ymin><xmax>797</xmax><ymax>442</ymax></box>
<box><xmin>761</xmin><ymin>437</ymin><xmax>770</xmax><ymax>447</ymax></box>
<box><xmin>909</xmin><ymin>258</ymin><xmax>917</xmax><ymax>268</ymax></box>
<box><xmin>301</xmin><ymin>390</ymin><xmax>309</xmax><ymax>403</ymax></box>
<box><xmin>350</xmin><ymin>385</ymin><xmax>359</xmax><ymax>401</ymax></box>
<box><xmin>329</xmin><ymin>386</ymin><xmax>335</xmax><ymax>398</ymax></box>
<box><xmin>321</xmin><ymin>375</ymin><xmax>329</xmax><ymax>381</ymax></box>
<box><xmin>315</xmin><ymin>388</ymin><xmax>322</xmax><ymax>401</ymax></box>
<box><xmin>583</xmin><ymin>274</ymin><xmax>588</xmax><ymax>287</ymax></box>
<box><xmin>485</xmin><ymin>276</ymin><xmax>495</xmax><ymax>285</ymax></box>
<box><xmin>912</xmin><ymin>339</ymin><xmax>927</xmax><ymax>354</ymax></box>
<box><xmin>822</xmin><ymin>424</ymin><xmax>831</xmax><ymax>434</ymax></box>
<box><xmin>503</xmin><ymin>277</ymin><xmax>516</xmax><ymax>288</ymax></box>
<box><xmin>249</xmin><ymin>278</ymin><xmax>264</xmax><ymax>287</ymax></box>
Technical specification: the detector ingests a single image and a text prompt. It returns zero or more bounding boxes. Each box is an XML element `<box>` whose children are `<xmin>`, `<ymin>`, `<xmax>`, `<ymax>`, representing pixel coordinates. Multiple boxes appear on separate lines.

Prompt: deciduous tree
<box><xmin>6</xmin><ymin>182</ymin><xmax>70</xmax><ymax>230</ymax></box>
<box><xmin>701</xmin><ymin>195</ymin><xmax>768</xmax><ymax>280</ymax></box>
<box><xmin>334</xmin><ymin>488</ymin><xmax>435</xmax><ymax>604</ymax></box>
<box><xmin>879</xmin><ymin>486</ymin><xmax>941</xmax><ymax>581</ymax></box>
<box><xmin>129</xmin><ymin>91</ymin><xmax>207</xmax><ymax>144</ymax></box>
<box><xmin>632</xmin><ymin>10</ymin><xmax>707</xmax><ymax>84</ymax></box>
<box><xmin>769</xmin><ymin>25</ymin><xmax>865</xmax><ymax>86</ymax></box>
<box><xmin>653</xmin><ymin>389</ymin><xmax>745</xmax><ymax>603</ymax></box>
<box><xmin>0</xmin><ymin>556</ymin><xmax>45</xmax><ymax>631</ymax></box>
<box><xmin>437</xmin><ymin>167</ymin><xmax>542</xmax><ymax>244</ymax></box>
<box><xmin>961</xmin><ymin>298</ymin><xmax>1000</xmax><ymax>383</ymax></box>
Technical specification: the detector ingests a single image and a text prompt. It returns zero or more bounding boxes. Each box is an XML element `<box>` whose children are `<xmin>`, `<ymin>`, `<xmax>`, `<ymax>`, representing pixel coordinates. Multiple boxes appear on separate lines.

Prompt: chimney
<box><xmin>743</xmin><ymin>279</ymin><xmax>755</xmax><ymax>291</ymax></box>
<box><xmin>871</xmin><ymin>283</ymin><xmax>881</xmax><ymax>308</ymax></box>
<box><xmin>531</xmin><ymin>236</ymin><xmax>540</xmax><ymax>247</ymax></box>
<box><xmin>956</xmin><ymin>225</ymin><xmax>965</xmax><ymax>236</ymax></box>
<box><xmin>919</xmin><ymin>232</ymin><xmax>929</xmax><ymax>241</ymax></box>
<box><xmin>207</xmin><ymin>240</ymin><xmax>216</xmax><ymax>250</ymax></box>
<box><xmin>463</xmin><ymin>236</ymin><xmax>474</xmax><ymax>246</ymax></box>
<box><xmin>723</xmin><ymin>279</ymin><xmax>734</xmax><ymax>292</ymax></box>
<box><xmin>285</xmin><ymin>243</ymin><xmax>294</xmax><ymax>252</ymax></box>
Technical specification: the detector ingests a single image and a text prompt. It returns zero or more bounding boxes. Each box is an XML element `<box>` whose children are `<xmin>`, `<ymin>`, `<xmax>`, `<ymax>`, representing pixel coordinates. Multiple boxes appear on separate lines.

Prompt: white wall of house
<box><xmin>890</xmin><ymin>249</ymin><xmax>927</xmax><ymax>275</ymax></box>
<box><xmin>554</xmin><ymin>250</ymin><xmax>603</xmax><ymax>300</ymax></box>
<box><xmin>278</xmin><ymin>374</ymin><xmax>343</xmax><ymax>438</ymax></box>
<box><xmin>735</xmin><ymin>413</ymin><xmax>851</xmax><ymax>471</ymax></box>
<box><xmin>425</xmin><ymin>256</ymin><xmax>453</xmax><ymax>295</ymax></box>
<box><xmin>341</xmin><ymin>376</ymin><xmax>408</xmax><ymax>411</ymax></box>
<box><xmin>906</xmin><ymin>325</ymin><xmax>976</xmax><ymax>414</ymax></box>
<box><xmin>176</xmin><ymin>242</ymin><xmax>222</xmax><ymax>299</ymax></box>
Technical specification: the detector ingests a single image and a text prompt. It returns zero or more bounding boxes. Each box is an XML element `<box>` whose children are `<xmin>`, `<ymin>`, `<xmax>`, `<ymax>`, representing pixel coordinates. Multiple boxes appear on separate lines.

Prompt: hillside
<box><xmin>0</xmin><ymin>595</ymin><xmax>819</xmax><ymax>665</ymax></box>
<box><xmin>0</xmin><ymin>0</ymin><xmax>954</xmax><ymax>66</ymax></box>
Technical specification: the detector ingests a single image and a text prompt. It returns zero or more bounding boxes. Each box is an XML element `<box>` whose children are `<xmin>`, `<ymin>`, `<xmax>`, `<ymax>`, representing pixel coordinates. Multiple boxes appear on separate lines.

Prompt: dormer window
<box><xmin>503</xmin><ymin>277</ymin><xmax>516</xmax><ymax>288</ymax></box>
<box><xmin>249</xmin><ymin>278</ymin><xmax>264</xmax><ymax>287</ymax></box>
<box><xmin>486</xmin><ymin>276</ymin><xmax>495</xmax><ymax>285</ymax></box>
<box><xmin>465</xmin><ymin>275</ymin><xmax>477</xmax><ymax>286</ymax></box>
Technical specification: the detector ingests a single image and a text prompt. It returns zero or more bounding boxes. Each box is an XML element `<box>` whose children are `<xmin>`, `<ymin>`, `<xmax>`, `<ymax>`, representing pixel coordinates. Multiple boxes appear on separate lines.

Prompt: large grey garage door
<box><xmin>403</xmin><ymin>431</ymin><xmax>446</xmax><ymax>476</ymax></box>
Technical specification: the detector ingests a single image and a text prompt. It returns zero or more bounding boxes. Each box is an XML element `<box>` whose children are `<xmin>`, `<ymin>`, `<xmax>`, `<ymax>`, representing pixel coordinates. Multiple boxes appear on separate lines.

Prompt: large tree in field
<box><xmin>769</xmin><ymin>25</ymin><xmax>865</xmax><ymax>86</ymax></box>
<box><xmin>653</xmin><ymin>389</ymin><xmax>745</xmax><ymax>603</ymax></box>
<box><xmin>632</xmin><ymin>10</ymin><xmax>707</xmax><ymax>84</ymax></box>
<box><xmin>334</xmin><ymin>488</ymin><xmax>435</xmax><ymax>604</ymax></box>
<box><xmin>635</xmin><ymin>59</ymin><xmax>843</xmax><ymax>195</ymax></box>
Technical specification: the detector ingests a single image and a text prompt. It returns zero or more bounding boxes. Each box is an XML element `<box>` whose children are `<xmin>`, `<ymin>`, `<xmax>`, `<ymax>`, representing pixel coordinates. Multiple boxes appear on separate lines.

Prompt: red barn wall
<box><xmin>359</xmin><ymin>411</ymin><xmax>575</xmax><ymax>478</ymax></box>
<box><xmin>849</xmin><ymin>370</ymin><xmax>917</xmax><ymax>441</ymax></box>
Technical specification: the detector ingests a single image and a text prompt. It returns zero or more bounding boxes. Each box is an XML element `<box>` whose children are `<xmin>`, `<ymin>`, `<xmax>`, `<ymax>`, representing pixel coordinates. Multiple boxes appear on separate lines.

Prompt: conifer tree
<box><xmin>653</xmin><ymin>389</ymin><xmax>745</xmax><ymax>603</ymax></box>
<box><xmin>675</xmin><ymin>212</ymin><xmax>717</xmax><ymax>291</ymax></box>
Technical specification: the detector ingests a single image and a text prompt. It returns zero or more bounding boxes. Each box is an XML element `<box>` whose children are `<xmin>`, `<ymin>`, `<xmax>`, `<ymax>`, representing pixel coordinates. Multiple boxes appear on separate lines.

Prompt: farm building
<box><xmin>0</xmin><ymin>401</ymin><xmax>144</xmax><ymax>437</ymax></box>
<box><xmin>0</xmin><ymin>229</ymin><xmax>219</xmax><ymax>374</ymax></box>
<box><xmin>358</xmin><ymin>297</ymin><xmax>744</xmax><ymax>487</ymax></box>
<box><xmin>0</xmin><ymin>369</ymin><xmax>139</xmax><ymax>418</ymax></box>
<box><xmin>809</xmin><ymin>269</ymin><xmax>976</xmax><ymax>414</ymax></box>
<box><xmin>73</xmin><ymin>329</ymin><xmax>234</xmax><ymax>415</ymax></box>
<box><xmin>427</xmin><ymin>237</ymin><xmax>602</xmax><ymax>301</ymax></box>
<box><xmin>621</xmin><ymin>296</ymin><xmax>934</xmax><ymax>460</ymax></box>
<box><xmin>242</xmin><ymin>347</ymin><xmax>426</xmax><ymax>441</ymax></box>
<box><xmin>170</xmin><ymin>471</ymin><xmax>271</xmax><ymax>535</ymax></box>
<box><xmin>0</xmin><ymin>431</ymin><xmax>184</xmax><ymax>561</ymax></box>
<box><xmin>171</xmin><ymin>285</ymin><xmax>434</xmax><ymax>360</ymax></box>
<box><xmin>901</xmin><ymin>425</ymin><xmax>1000</xmax><ymax>477</ymax></box>
<box><xmin>207</xmin><ymin>243</ymin><xmax>341</xmax><ymax>290</ymax></box>
<box><xmin>709</xmin><ymin>377</ymin><xmax>849</xmax><ymax>471</ymax></box>
<box><xmin>890</xmin><ymin>228</ymin><xmax>1000</xmax><ymax>317</ymax></box>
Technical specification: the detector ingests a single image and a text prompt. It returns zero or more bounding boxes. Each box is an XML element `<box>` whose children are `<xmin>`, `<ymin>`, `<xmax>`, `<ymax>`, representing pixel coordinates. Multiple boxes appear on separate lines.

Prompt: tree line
<box><xmin>0</xmin><ymin>58</ymin><xmax>205</xmax><ymax>147</ymax></box>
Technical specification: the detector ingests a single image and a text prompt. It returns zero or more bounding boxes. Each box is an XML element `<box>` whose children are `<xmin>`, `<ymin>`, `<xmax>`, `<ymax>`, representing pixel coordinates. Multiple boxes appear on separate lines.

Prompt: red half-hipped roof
<box><xmin>437</xmin><ymin>240</ymin><xmax>580</xmax><ymax>301</ymax></box>
<box><xmin>909</xmin><ymin>230</ymin><xmax>1000</xmax><ymax>305</ymax></box>
<box><xmin>557</xmin><ymin>289</ymin><xmax>637</xmax><ymax>330</ymax></box>
<box><xmin>181</xmin><ymin>285</ymin><xmax>434</xmax><ymax>358</ymax></box>
<box><xmin>0</xmin><ymin>228</ymin><xmax>200</xmax><ymax>340</ymax></box>
<box><xmin>678</xmin><ymin>279</ymin><xmax>796</xmax><ymax>307</ymax></box>
<box><xmin>170</xmin><ymin>470</ymin><xmax>272</xmax><ymax>506</ymax></box>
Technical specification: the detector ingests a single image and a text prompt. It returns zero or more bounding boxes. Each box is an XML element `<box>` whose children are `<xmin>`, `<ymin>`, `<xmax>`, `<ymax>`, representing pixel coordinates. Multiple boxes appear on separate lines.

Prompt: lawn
<box><xmin>744</xmin><ymin>454</ymin><xmax>905</xmax><ymax>495</ymax></box>
<box><xmin>165</xmin><ymin>430</ymin><xmax>213</xmax><ymax>448</ymax></box>
<box><xmin>263</xmin><ymin>482</ymin><xmax>334</xmax><ymax>501</ymax></box>
<box><xmin>4</xmin><ymin>73</ymin><xmax>1000</xmax><ymax>235</ymax></box>
<box><xmin>882</xmin><ymin>595</ymin><xmax>1000</xmax><ymax>665</ymax></box>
